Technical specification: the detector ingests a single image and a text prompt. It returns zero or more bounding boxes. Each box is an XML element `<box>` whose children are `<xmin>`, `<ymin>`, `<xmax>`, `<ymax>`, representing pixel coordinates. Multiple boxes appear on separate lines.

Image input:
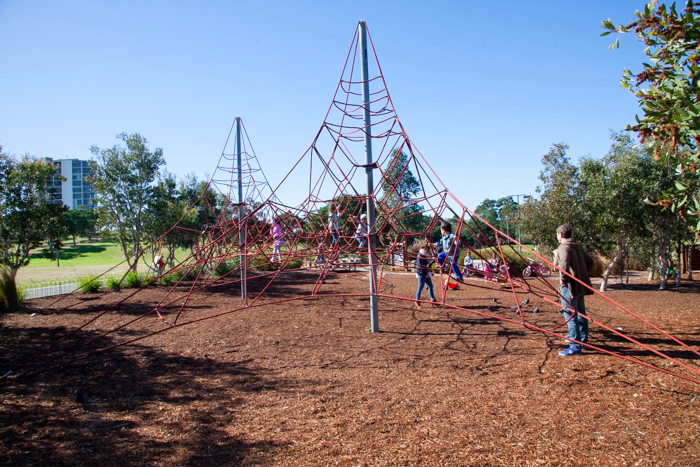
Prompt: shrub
<box><xmin>184</xmin><ymin>267</ymin><xmax>203</xmax><ymax>281</ymax></box>
<box><xmin>125</xmin><ymin>271</ymin><xmax>143</xmax><ymax>288</ymax></box>
<box><xmin>160</xmin><ymin>274</ymin><xmax>176</xmax><ymax>285</ymax></box>
<box><xmin>590</xmin><ymin>254</ymin><xmax>623</xmax><ymax>277</ymax></box>
<box><xmin>287</xmin><ymin>259</ymin><xmax>303</xmax><ymax>269</ymax></box>
<box><xmin>106</xmin><ymin>276</ymin><xmax>121</xmax><ymax>291</ymax></box>
<box><xmin>214</xmin><ymin>261</ymin><xmax>235</xmax><ymax>277</ymax></box>
<box><xmin>78</xmin><ymin>275</ymin><xmax>102</xmax><ymax>293</ymax></box>
<box><xmin>168</xmin><ymin>269</ymin><xmax>185</xmax><ymax>281</ymax></box>
<box><xmin>16</xmin><ymin>286</ymin><xmax>26</xmax><ymax>305</ymax></box>
<box><xmin>251</xmin><ymin>255</ymin><xmax>270</xmax><ymax>270</ymax></box>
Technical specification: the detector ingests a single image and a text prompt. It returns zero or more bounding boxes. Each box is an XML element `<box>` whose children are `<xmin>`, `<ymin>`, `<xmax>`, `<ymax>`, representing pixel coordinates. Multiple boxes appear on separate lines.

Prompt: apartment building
<box><xmin>46</xmin><ymin>158</ymin><xmax>96</xmax><ymax>209</ymax></box>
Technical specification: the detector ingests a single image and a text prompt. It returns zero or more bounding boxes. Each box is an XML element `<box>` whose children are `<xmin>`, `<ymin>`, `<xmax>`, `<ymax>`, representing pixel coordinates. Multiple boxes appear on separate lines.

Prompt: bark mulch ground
<box><xmin>1</xmin><ymin>270</ymin><xmax>699</xmax><ymax>466</ymax></box>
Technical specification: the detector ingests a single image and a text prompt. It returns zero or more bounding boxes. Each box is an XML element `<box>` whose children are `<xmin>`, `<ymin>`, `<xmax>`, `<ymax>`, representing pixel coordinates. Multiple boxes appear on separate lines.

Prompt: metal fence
<box><xmin>22</xmin><ymin>282</ymin><xmax>79</xmax><ymax>300</ymax></box>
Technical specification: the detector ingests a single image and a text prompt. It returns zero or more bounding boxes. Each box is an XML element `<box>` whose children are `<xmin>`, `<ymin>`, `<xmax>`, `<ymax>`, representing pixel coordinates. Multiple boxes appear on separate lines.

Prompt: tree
<box><xmin>578</xmin><ymin>132</ymin><xmax>653</xmax><ymax>290</ymax></box>
<box><xmin>519</xmin><ymin>143</ymin><xmax>581</xmax><ymax>252</ymax></box>
<box><xmin>603</xmin><ymin>1</ymin><xmax>700</xmax><ymax>225</ymax></box>
<box><xmin>379</xmin><ymin>150</ymin><xmax>427</xmax><ymax>239</ymax></box>
<box><xmin>64</xmin><ymin>207</ymin><xmax>97</xmax><ymax>246</ymax></box>
<box><xmin>88</xmin><ymin>133</ymin><xmax>165</xmax><ymax>272</ymax></box>
<box><xmin>0</xmin><ymin>147</ymin><xmax>66</xmax><ymax>310</ymax></box>
<box><xmin>520</xmin><ymin>135</ymin><xmax>687</xmax><ymax>289</ymax></box>
<box><xmin>144</xmin><ymin>171</ymin><xmax>200</xmax><ymax>269</ymax></box>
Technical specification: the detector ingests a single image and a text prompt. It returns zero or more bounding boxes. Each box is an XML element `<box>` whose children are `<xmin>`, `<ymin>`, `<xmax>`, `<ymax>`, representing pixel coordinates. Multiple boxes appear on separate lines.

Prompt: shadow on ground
<box><xmin>0</xmin><ymin>319</ymin><xmax>292</xmax><ymax>466</ymax></box>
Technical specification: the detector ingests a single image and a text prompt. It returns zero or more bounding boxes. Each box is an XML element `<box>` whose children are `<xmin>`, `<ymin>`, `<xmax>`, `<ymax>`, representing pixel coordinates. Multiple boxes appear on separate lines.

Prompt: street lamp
<box><xmin>504</xmin><ymin>194</ymin><xmax>531</xmax><ymax>252</ymax></box>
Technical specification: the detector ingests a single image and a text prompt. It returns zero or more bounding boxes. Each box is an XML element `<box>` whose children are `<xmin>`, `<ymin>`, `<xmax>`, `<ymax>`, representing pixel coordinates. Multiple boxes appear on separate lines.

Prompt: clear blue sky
<box><xmin>0</xmin><ymin>0</ymin><xmax>648</xmax><ymax>210</ymax></box>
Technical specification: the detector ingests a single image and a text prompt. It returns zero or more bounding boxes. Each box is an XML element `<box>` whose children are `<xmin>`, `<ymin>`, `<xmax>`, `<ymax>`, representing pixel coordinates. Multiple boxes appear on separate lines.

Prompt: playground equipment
<box><xmin>5</xmin><ymin>21</ymin><xmax>700</xmax><ymax>387</ymax></box>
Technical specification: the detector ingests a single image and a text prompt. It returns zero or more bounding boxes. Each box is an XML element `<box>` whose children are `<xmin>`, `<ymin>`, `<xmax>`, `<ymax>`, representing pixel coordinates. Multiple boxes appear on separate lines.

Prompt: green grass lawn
<box><xmin>25</xmin><ymin>240</ymin><xmax>128</xmax><ymax>267</ymax></box>
<box><xmin>26</xmin><ymin>238</ymin><xmax>199</xmax><ymax>268</ymax></box>
<box><xmin>17</xmin><ymin>239</ymin><xmax>195</xmax><ymax>286</ymax></box>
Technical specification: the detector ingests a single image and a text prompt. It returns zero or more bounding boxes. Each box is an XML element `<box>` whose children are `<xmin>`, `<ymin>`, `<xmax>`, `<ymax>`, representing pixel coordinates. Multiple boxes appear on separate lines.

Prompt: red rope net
<box><xmin>7</xmin><ymin>22</ymin><xmax>700</xmax><ymax>385</ymax></box>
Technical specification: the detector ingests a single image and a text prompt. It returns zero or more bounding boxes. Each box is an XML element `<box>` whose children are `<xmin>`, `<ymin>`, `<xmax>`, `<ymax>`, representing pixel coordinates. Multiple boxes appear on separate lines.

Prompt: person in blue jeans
<box><xmin>415</xmin><ymin>243</ymin><xmax>439</xmax><ymax>308</ymax></box>
<box><xmin>435</xmin><ymin>221</ymin><xmax>463</xmax><ymax>281</ymax></box>
<box><xmin>554</xmin><ymin>223</ymin><xmax>594</xmax><ymax>356</ymax></box>
<box><xmin>328</xmin><ymin>205</ymin><xmax>340</xmax><ymax>246</ymax></box>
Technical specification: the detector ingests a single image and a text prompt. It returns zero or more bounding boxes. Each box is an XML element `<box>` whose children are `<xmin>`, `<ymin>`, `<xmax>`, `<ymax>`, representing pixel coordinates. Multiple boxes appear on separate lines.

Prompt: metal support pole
<box><xmin>236</xmin><ymin>117</ymin><xmax>246</xmax><ymax>300</ymax></box>
<box><xmin>360</xmin><ymin>20</ymin><xmax>379</xmax><ymax>332</ymax></box>
<box><xmin>506</xmin><ymin>193</ymin><xmax>527</xmax><ymax>253</ymax></box>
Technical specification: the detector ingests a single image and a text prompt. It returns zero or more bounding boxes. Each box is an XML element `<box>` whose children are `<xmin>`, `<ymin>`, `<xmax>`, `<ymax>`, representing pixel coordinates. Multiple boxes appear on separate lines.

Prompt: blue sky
<box><xmin>1</xmin><ymin>0</ymin><xmax>649</xmax><ymax>210</ymax></box>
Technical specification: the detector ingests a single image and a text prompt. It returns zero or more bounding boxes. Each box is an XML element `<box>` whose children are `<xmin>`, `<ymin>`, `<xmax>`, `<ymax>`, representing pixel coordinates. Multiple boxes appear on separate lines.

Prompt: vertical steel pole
<box><xmin>360</xmin><ymin>21</ymin><xmax>379</xmax><ymax>332</ymax></box>
<box><xmin>236</xmin><ymin>117</ymin><xmax>246</xmax><ymax>300</ymax></box>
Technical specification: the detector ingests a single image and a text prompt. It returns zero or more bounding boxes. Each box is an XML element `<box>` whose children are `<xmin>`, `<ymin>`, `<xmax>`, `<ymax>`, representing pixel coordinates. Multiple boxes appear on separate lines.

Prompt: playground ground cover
<box><xmin>1</xmin><ymin>271</ymin><xmax>699</xmax><ymax>466</ymax></box>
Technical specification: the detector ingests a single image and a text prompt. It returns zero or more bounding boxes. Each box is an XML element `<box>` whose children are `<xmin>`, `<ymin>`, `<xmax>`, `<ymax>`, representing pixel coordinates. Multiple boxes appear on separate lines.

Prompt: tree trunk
<box><xmin>1</xmin><ymin>267</ymin><xmax>20</xmax><ymax>312</ymax></box>
<box><xmin>600</xmin><ymin>239</ymin><xmax>625</xmax><ymax>292</ymax></box>
<box><xmin>119</xmin><ymin>235</ymin><xmax>134</xmax><ymax>272</ymax></box>
<box><xmin>690</xmin><ymin>245</ymin><xmax>694</xmax><ymax>281</ymax></box>
<box><xmin>72</xmin><ymin>234</ymin><xmax>76</xmax><ymax>247</ymax></box>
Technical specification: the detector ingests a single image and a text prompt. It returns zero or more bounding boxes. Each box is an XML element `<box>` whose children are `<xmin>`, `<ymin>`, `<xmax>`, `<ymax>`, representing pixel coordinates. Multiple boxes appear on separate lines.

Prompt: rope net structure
<box><xmin>6</xmin><ymin>22</ymin><xmax>700</xmax><ymax>386</ymax></box>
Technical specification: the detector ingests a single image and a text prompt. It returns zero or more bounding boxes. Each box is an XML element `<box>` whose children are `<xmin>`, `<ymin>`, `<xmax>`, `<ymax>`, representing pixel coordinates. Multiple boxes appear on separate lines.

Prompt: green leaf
<box><xmin>601</xmin><ymin>19</ymin><xmax>616</xmax><ymax>30</ymax></box>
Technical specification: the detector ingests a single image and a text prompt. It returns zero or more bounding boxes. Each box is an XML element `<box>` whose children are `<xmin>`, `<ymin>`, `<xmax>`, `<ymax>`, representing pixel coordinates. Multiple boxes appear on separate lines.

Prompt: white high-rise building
<box><xmin>46</xmin><ymin>158</ymin><xmax>96</xmax><ymax>209</ymax></box>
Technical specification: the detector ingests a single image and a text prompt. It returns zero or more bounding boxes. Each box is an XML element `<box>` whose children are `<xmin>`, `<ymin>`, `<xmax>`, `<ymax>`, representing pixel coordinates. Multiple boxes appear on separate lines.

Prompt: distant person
<box><xmin>328</xmin><ymin>205</ymin><xmax>340</xmax><ymax>247</ymax></box>
<box><xmin>462</xmin><ymin>251</ymin><xmax>473</xmax><ymax>277</ymax></box>
<box><xmin>415</xmin><ymin>243</ymin><xmax>438</xmax><ymax>308</ymax></box>
<box><xmin>435</xmin><ymin>221</ymin><xmax>463</xmax><ymax>281</ymax></box>
<box><xmin>355</xmin><ymin>214</ymin><xmax>368</xmax><ymax>248</ymax></box>
<box><xmin>154</xmin><ymin>255</ymin><xmax>165</xmax><ymax>275</ymax></box>
<box><xmin>270</xmin><ymin>217</ymin><xmax>285</xmax><ymax>263</ymax></box>
<box><xmin>553</xmin><ymin>223</ymin><xmax>594</xmax><ymax>356</ymax></box>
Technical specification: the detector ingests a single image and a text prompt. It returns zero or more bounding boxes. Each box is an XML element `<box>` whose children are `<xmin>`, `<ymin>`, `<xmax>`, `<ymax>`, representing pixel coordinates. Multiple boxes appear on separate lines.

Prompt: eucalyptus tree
<box><xmin>88</xmin><ymin>133</ymin><xmax>164</xmax><ymax>272</ymax></box>
<box><xmin>144</xmin><ymin>171</ymin><xmax>193</xmax><ymax>269</ymax></box>
<box><xmin>578</xmin><ymin>132</ymin><xmax>652</xmax><ymax>290</ymax></box>
<box><xmin>519</xmin><ymin>143</ymin><xmax>581</xmax><ymax>253</ymax></box>
<box><xmin>0</xmin><ymin>148</ymin><xmax>66</xmax><ymax>310</ymax></box>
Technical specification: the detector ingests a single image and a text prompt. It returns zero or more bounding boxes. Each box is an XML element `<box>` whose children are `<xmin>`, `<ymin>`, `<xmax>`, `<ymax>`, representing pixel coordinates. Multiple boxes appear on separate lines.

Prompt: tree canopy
<box><xmin>520</xmin><ymin>134</ymin><xmax>688</xmax><ymax>289</ymax></box>
<box><xmin>603</xmin><ymin>1</ymin><xmax>700</xmax><ymax>225</ymax></box>
<box><xmin>0</xmin><ymin>147</ymin><xmax>66</xmax><ymax>309</ymax></box>
<box><xmin>88</xmin><ymin>132</ymin><xmax>165</xmax><ymax>271</ymax></box>
<box><xmin>379</xmin><ymin>149</ymin><xmax>427</xmax><ymax>238</ymax></box>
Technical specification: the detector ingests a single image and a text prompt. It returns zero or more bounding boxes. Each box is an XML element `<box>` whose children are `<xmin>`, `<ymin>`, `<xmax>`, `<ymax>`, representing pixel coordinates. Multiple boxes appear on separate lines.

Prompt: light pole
<box><xmin>504</xmin><ymin>194</ymin><xmax>530</xmax><ymax>252</ymax></box>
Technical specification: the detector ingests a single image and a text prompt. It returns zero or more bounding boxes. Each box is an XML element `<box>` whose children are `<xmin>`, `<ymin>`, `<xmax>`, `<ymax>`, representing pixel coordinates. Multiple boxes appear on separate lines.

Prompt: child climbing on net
<box><xmin>270</xmin><ymin>217</ymin><xmax>285</xmax><ymax>263</ymax></box>
<box><xmin>435</xmin><ymin>221</ymin><xmax>463</xmax><ymax>281</ymax></box>
<box><xmin>354</xmin><ymin>213</ymin><xmax>368</xmax><ymax>248</ymax></box>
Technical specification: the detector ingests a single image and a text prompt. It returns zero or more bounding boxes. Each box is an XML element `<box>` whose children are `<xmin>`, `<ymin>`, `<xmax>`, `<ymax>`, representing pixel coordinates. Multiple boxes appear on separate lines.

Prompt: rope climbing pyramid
<box><xmin>7</xmin><ymin>21</ymin><xmax>700</xmax><ymax>387</ymax></box>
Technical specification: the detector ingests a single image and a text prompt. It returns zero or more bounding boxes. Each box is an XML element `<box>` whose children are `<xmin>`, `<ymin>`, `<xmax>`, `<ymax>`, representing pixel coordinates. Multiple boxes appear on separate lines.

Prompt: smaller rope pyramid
<box><xmin>8</xmin><ymin>21</ymin><xmax>700</xmax><ymax>386</ymax></box>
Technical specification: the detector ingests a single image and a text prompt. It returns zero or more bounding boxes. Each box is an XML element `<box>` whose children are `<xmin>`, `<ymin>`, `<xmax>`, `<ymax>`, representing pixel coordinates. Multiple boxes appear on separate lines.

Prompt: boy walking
<box><xmin>415</xmin><ymin>243</ymin><xmax>439</xmax><ymax>308</ymax></box>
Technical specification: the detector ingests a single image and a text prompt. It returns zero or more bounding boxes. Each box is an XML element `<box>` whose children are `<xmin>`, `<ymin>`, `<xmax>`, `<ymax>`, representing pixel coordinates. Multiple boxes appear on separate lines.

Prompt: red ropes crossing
<box><xmin>5</xmin><ymin>21</ymin><xmax>700</xmax><ymax>386</ymax></box>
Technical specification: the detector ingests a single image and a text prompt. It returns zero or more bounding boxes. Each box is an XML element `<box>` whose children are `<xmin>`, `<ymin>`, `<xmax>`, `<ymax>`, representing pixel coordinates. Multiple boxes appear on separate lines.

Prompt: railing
<box><xmin>22</xmin><ymin>282</ymin><xmax>80</xmax><ymax>300</ymax></box>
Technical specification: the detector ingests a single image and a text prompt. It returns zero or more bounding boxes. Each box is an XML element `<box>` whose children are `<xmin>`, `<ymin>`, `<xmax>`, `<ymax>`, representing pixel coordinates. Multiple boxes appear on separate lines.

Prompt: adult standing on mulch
<box><xmin>553</xmin><ymin>223</ymin><xmax>593</xmax><ymax>356</ymax></box>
